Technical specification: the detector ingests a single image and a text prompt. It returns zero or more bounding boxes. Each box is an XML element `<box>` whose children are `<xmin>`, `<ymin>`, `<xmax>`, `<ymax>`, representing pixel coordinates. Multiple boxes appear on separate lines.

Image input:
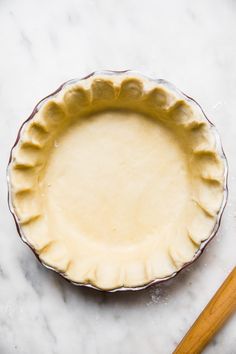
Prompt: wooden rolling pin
<box><xmin>173</xmin><ymin>267</ymin><xmax>236</xmax><ymax>354</ymax></box>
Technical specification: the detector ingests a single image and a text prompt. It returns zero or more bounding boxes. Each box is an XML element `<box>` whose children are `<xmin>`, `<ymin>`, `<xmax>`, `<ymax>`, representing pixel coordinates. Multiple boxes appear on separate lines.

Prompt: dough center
<box><xmin>43</xmin><ymin>110</ymin><xmax>189</xmax><ymax>246</ymax></box>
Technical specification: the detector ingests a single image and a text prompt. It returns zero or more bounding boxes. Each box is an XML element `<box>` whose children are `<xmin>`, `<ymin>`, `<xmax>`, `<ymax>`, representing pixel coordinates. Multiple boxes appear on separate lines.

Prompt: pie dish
<box><xmin>8</xmin><ymin>71</ymin><xmax>228</xmax><ymax>291</ymax></box>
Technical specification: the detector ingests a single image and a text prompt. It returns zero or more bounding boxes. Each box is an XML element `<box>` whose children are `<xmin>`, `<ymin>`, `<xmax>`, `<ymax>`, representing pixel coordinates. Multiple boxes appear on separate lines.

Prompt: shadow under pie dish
<box><xmin>8</xmin><ymin>71</ymin><xmax>227</xmax><ymax>291</ymax></box>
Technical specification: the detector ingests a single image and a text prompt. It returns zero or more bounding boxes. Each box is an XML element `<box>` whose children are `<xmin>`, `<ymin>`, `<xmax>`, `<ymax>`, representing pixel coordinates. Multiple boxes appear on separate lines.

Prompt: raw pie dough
<box><xmin>9</xmin><ymin>74</ymin><xmax>226</xmax><ymax>290</ymax></box>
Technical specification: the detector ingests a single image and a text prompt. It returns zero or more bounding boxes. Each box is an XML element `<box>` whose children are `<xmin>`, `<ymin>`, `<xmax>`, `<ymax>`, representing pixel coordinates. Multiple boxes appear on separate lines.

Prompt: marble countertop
<box><xmin>0</xmin><ymin>0</ymin><xmax>235</xmax><ymax>353</ymax></box>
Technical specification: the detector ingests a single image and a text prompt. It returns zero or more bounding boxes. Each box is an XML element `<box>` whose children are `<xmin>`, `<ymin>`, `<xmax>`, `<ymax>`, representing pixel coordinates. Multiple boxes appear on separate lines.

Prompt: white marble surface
<box><xmin>0</xmin><ymin>0</ymin><xmax>236</xmax><ymax>353</ymax></box>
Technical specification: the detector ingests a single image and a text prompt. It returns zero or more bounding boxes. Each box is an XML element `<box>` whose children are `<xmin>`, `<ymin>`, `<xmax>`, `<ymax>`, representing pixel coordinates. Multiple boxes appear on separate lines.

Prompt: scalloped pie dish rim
<box><xmin>7</xmin><ymin>70</ymin><xmax>228</xmax><ymax>291</ymax></box>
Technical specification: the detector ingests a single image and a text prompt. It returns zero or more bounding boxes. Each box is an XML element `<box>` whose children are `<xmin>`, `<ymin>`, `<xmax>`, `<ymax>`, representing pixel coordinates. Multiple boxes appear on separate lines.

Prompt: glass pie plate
<box><xmin>7</xmin><ymin>70</ymin><xmax>228</xmax><ymax>291</ymax></box>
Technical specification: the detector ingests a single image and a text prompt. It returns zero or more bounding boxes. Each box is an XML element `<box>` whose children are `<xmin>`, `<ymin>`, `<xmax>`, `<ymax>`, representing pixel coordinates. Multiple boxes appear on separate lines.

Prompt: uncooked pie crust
<box><xmin>9</xmin><ymin>73</ymin><xmax>226</xmax><ymax>290</ymax></box>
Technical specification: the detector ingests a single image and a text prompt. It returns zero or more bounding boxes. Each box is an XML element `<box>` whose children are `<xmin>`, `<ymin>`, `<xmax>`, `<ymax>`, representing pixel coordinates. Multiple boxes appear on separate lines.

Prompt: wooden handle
<box><xmin>173</xmin><ymin>267</ymin><xmax>236</xmax><ymax>354</ymax></box>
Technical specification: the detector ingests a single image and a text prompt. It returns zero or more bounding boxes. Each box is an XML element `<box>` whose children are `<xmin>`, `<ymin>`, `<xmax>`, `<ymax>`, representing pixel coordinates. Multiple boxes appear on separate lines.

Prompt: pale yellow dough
<box><xmin>9</xmin><ymin>74</ymin><xmax>226</xmax><ymax>290</ymax></box>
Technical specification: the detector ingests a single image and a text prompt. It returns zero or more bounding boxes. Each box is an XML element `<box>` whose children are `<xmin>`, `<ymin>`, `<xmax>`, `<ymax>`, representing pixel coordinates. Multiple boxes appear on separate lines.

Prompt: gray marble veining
<box><xmin>0</xmin><ymin>0</ymin><xmax>235</xmax><ymax>353</ymax></box>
